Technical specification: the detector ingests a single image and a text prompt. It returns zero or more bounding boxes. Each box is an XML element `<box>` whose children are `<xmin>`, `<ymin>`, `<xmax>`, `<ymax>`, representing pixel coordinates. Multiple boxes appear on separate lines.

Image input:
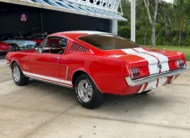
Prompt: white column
<box><xmin>111</xmin><ymin>19</ymin><xmax>118</xmax><ymax>35</ymax></box>
<box><xmin>131</xmin><ymin>0</ymin><xmax>136</xmax><ymax>42</ymax></box>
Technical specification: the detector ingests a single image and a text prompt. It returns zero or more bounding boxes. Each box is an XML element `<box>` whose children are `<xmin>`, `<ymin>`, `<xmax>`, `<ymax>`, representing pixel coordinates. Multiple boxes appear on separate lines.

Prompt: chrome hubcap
<box><xmin>13</xmin><ymin>66</ymin><xmax>20</xmax><ymax>82</ymax></box>
<box><xmin>78</xmin><ymin>79</ymin><xmax>93</xmax><ymax>103</ymax></box>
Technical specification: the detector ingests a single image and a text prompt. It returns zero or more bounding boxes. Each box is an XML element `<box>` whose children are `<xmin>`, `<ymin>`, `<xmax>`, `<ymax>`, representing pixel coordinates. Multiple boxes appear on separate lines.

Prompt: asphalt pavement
<box><xmin>0</xmin><ymin>60</ymin><xmax>190</xmax><ymax>138</ymax></box>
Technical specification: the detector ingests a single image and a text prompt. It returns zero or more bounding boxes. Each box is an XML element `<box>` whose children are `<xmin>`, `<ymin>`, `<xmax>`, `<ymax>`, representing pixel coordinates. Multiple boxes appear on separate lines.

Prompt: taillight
<box><xmin>130</xmin><ymin>68</ymin><xmax>140</xmax><ymax>79</ymax></box>
<box><xmin>176</xmin><ymin>60</ymin><xmax>184</xmax><ymax>68</ymax></box>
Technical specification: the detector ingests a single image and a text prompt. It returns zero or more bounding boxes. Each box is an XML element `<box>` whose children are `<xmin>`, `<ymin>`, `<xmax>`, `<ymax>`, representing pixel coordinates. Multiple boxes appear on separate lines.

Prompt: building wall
<box><xmin>0</xmin><ymin>11</ymin><xmax>41</xmax><ymax>34</ymax></box>
<box><xmin>42</xmin><ymin>10</ymin><xmax>110</xmax><ymax>32</ymax></box>
<box><xmin>0</xmin><ymin>3</ymin><xmax>110</xmax><ymax>34</ymax></box>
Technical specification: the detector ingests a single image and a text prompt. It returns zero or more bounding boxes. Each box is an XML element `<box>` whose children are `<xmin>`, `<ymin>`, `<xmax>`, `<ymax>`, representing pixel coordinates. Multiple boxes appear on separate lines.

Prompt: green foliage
<box><xmin>119</xmin><ymin>0</ymin><xmax>190</xmax><ymax>46</ymax></box>
<box><xmin>118</xmin><ymin>25</ymin><xmax>130</xmax><ymax>39</ymax></box>
<box><xmin>150</xmin><ymin>45</ymin><xmax>190</xmax><ymax>60</ymax></box>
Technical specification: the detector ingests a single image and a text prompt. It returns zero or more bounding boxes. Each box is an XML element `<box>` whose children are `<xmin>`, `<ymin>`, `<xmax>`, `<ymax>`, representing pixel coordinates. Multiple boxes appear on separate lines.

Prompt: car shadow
<box><xmin>102</xmin><ymin>92</ymin><xmax>168</xmax><ymax>110</ymax></box>
<box><xmin>28</xmin><ymin>79</ymin><xmax>76</xmax><ymax>97</ymax></box>
<box><xmin>28</xmin><ymin>79</ymin><xmax>169</xmax><ymax>113</ymax></box>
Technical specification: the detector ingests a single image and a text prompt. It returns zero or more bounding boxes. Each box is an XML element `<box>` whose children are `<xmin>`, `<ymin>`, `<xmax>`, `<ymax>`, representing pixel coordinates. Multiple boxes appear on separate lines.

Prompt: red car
<box><xmin>6</xmin><ymin>31</ymin><xmax>186</xmax><ymax>109</ymax></box>
<box><xmin>0</xmin><ymin>42</ymin><xmax>12</xmax><ymax>53</ymax></box>
<box><xmin>23</xmin><ymin>33</ymin><xmax>48</xmax><ymax>45</ymax></box>
<box><xmin>15</xmin><ymin>33</ymin><xmax>47</xmax><ymax>45</ymax></box>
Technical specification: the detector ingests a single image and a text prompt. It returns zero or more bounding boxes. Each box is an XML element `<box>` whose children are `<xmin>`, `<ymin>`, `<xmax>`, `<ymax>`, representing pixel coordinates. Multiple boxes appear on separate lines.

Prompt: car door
<box><xmin>30</xmin><ymin>37</ymin><xmax>66</xmax><ymax>83</ymax></box>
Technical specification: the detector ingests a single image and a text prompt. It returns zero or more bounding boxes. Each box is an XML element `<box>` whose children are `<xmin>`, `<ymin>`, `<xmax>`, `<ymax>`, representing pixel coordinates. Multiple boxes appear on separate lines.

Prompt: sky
<box><xmin>164</xmin><ymin>0</ymin><xmax>174</xmax><ymax>3</ymax></box>
<box><xmin>129</xmin><ymin>0</ymin><xmax>174</xmax><ymax>3</ymax></box>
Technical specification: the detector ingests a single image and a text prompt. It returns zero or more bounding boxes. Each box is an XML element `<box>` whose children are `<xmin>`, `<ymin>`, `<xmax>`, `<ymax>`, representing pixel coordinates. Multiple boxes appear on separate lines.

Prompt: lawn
<box><xmin>150</xmin><ymin>46</ymin><xmax>190</xmax><ymax>61</ymax></box>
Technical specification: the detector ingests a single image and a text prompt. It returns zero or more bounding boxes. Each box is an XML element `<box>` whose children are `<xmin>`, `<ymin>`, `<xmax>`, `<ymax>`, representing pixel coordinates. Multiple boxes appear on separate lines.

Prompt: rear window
<box><xmin>78</xmin><ymin>34</ymin><xmax>139</xmax><ymax>50</ymax></box>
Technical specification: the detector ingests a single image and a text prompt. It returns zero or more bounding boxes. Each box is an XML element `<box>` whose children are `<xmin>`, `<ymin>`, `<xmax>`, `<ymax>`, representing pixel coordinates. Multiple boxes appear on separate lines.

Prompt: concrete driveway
<box><xmin>0</xmin><ymin>60</ymin><xmax>190</xmax><ymax>138</ymax></box>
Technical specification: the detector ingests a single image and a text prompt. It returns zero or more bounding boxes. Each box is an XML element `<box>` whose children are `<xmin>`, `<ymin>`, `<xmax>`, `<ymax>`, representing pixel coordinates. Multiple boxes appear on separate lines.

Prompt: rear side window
<box><xmin>70</xmin><ymin>42</ymin><xmax>89</xmax><ymax>52</ymax></box>
<box><xmin>78</xmin><ymin>34</ymin><xmax>139</xmax><ymax>50</ymax></box>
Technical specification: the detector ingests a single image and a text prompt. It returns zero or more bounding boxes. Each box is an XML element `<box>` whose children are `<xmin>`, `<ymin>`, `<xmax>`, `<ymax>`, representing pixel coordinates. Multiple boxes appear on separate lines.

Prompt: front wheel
<box><xmin>12</xmin><ymin>63</ymin><xmax>29</xmax><ymax>86</ymax></box>
<box><xmin>75</xmin><ymin>74</ymin><xmax>103</xmax><ymax>109</ymax></box>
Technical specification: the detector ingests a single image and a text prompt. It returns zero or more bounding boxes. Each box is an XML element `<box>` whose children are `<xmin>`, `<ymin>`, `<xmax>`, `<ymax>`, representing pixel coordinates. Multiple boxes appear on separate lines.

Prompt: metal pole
<box><xmin>111</xmin><ymin>19</ymin><xmax>118</xmax><ymax>35</ymax></box>
<box><xmin>131</xmin><ymin>0</ymin><xmax>136</xmax><ymax>42</ymax></box>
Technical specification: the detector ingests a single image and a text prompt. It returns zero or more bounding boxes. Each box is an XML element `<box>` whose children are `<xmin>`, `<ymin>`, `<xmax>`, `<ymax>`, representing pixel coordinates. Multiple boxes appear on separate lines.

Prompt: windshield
<box><xmin>78</xmin><ymin>34</ymin><xmax>139</xmax><ymax>50</ymax></box>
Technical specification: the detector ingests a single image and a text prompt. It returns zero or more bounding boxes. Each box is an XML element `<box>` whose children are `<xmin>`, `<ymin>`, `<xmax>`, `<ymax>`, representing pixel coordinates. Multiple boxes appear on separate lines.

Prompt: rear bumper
<box><xmin>125</xmin><ymin>65</ymin><xmax>187</xmax><ymax>87</ymax></box>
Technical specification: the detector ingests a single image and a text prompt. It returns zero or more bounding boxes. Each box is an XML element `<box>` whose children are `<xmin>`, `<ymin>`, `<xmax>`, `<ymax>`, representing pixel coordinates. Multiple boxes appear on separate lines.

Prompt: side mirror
<box><xmin>35</xmin><ymin>47</ymin><xmax>42</xmax><ymax>53</ymax></box>
<box><xmin>35</xmin><ymin>47</ymin><xmax>39</xmax><ymax>52</ymax></box>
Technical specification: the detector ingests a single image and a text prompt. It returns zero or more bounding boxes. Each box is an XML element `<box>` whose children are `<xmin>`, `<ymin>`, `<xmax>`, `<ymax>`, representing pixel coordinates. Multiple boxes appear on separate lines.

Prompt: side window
<box><xmin>38</xmin><ymin>37</ymin><xmax>68</xmax><ymax>54</ymax></box>
<box><xmin>58</xmin><ymin>38</ymin><xmax>67</xmax><ymax>48</ymax></box>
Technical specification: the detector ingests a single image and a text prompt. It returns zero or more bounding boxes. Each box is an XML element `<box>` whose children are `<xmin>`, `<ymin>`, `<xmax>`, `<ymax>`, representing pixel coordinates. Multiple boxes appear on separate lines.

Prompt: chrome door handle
<box><xmin>55</xmin><ymin>57</ymin><xmax>60</xmax><ymax>60</ymax></box>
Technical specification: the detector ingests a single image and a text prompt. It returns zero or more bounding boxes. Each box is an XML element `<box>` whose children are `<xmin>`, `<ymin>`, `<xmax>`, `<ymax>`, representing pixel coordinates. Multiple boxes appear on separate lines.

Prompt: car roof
<box><xmin>49</xmin><ymin>31</ymin><xmax>112</xmax><ymax>40</ymax></box>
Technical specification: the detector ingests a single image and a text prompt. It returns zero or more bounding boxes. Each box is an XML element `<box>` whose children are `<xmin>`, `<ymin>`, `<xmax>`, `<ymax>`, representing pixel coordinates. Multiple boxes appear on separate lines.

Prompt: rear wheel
<box><xmin>12</xmin><ymin>63</ymin><xmax>29</xmax><ymax>86</ymax></box>
<box><xmin>74</xmin><ymin>74</ymin><xmax>103</xmax><ymax>109</ymax></box>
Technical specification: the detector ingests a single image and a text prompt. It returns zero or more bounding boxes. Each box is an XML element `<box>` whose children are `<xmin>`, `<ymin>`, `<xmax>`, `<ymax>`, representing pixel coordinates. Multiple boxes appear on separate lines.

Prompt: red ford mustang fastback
<box><xmin>6</xmin><ymin>31</ymin><xmax>186</xmax><ymax>109</ymax></box>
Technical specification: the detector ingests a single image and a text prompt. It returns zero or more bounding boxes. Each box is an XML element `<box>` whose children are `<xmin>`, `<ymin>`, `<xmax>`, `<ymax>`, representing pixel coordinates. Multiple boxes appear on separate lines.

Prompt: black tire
<box><xmin>11</xmin><ymin>44</ymin><xmax>19</xmax><ymax>51</ymax></box>
<box><xmin>74</xmin><ymin>74</ymin><xmax>103</xmax><ymax>109</ymax></box>
<box><xmin>12</xmin><ymin>63</ymin><xmax>29</xmax><ymax>86</ymax></box>
<box><xmin>141</xmin><ymin>90</ymin><xmax>151</xmax><ymax>94</ymax></box>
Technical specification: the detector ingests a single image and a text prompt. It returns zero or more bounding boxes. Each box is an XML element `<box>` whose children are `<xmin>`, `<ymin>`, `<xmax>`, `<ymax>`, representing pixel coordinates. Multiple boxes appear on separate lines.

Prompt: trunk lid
<box><xmin>104</xmin><ymin>47</ymin><xmax>185</xmax><ymax>76</ymax></box>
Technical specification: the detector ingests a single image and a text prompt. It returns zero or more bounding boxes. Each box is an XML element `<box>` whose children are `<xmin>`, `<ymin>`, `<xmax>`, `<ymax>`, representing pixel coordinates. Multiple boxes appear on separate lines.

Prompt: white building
<box><xmin>0</xmin><ymin>0</ymin><xmax>136</xmax><ymax>41</ymax></box>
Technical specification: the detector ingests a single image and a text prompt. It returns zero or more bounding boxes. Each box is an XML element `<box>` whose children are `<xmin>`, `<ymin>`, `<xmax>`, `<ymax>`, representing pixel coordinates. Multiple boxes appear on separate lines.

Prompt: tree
<box><xmin>173</xmin><ymin>0</ymin><xmax>190</xmax><ymax>45</ymax></box>
<box><xmin>119</xmin><ymin>0</ymin><xmax>190</xmax><ymax>46</ymax></box>
<box><xmin>143</xmin><ymin>0</ymin><xmax>161</xmax><ymax>47</ymax></box>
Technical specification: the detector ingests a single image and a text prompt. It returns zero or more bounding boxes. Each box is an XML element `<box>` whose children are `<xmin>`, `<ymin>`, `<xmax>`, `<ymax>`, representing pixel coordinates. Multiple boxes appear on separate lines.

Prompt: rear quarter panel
<box><xmin>65</xmin><ymin>53</ymin><xmax>130</xmax><ymax>95</ymax></box>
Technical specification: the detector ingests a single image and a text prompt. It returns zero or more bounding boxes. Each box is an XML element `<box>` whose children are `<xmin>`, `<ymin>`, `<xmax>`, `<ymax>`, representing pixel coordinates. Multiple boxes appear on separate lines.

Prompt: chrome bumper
<box><xmin>125</xmin><ymin>66</ymin><xmax>187</xmax><ymax>87</ymax></box>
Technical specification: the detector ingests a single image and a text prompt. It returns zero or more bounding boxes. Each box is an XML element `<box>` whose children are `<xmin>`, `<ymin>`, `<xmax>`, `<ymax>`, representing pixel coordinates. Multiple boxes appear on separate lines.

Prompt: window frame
<box><xmin>37</xmin><ymin>36</ymin><xmax>69</xmax><ymax>55</ymax></box>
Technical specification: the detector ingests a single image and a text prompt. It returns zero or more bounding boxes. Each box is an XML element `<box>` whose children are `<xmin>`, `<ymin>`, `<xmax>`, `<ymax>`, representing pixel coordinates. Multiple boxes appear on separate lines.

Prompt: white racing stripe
<box><xmin>23</xmin><ymin>71</ymin><xmax>72</xmax><ymax>85</ymax></box>
<box><xmin>137</xmin><ymin>84</ymin><xmax>145</xmax><ymax>93</ymax></box>
<box><xmin>143</xmin><ymin>77</ymin><xmax>168</xmax><ymax>92</ymax></box>
<box><xmin>122</xmin><ymin>48</ymin><xmax>170</xmax><ymax>92</ymax></box>
<box><xmin>144</xmin><ymin>80</ymin><xmax>157</xmax><ymax>91</ymax></box>
<box><xmin>137</xmin><ymin>77</ymin><xmax>168</xmax><ymax>93</ymax></box>
<box><xmin>132</xmin><ymin>48</ymin><xmax>170</xmax><ymax>91</ymax></box>
<box><xmin>133</xmin><ymin>48</ymin><xmax>170</xmax><ymax>72</ymax></box>
<box><xmin>23</xmin><ymin>72</ymin><xmax>33</xmax><ymax>76</ymax></box>
<box><xmin>121</xmin><ymin>49</ymin><xmax>159</xmax><ymax>75</ymax></box>
<box><xmin>157</xmin><ymin>77</ymin><xmax>168</xmax><ymax>87</ymax></box>
<box><xmin>170</xmin><ymin>75</ymin><xmax>176</xmax><ymax>83</ymax></box>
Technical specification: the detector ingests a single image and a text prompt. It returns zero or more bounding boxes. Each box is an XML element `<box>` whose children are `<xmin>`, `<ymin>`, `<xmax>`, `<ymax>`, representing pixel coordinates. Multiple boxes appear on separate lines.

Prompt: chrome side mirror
<box><xmin>35</xmin><ymin>47</ymin><xmax>42</xmax><ymax>53</ymax></box>
<box><xmin>35</xmin><ymin>47</ymin><xmax>39</xmax><ymax>51</ymax></box>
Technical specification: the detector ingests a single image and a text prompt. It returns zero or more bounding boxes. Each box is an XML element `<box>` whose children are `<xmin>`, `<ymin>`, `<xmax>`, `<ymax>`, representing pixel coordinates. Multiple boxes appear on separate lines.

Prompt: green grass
<box><xmin>149</xmin><ymin>46</ymin><xmax>190</xmax><ymax>61</ymax></box>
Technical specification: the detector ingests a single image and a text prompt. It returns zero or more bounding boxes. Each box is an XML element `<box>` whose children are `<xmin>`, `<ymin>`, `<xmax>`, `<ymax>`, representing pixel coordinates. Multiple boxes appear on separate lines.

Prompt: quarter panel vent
<box><xmin>70</xmin><ymin>42</ymin><xmax>89</xmax><ymax>52</ymax></box>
